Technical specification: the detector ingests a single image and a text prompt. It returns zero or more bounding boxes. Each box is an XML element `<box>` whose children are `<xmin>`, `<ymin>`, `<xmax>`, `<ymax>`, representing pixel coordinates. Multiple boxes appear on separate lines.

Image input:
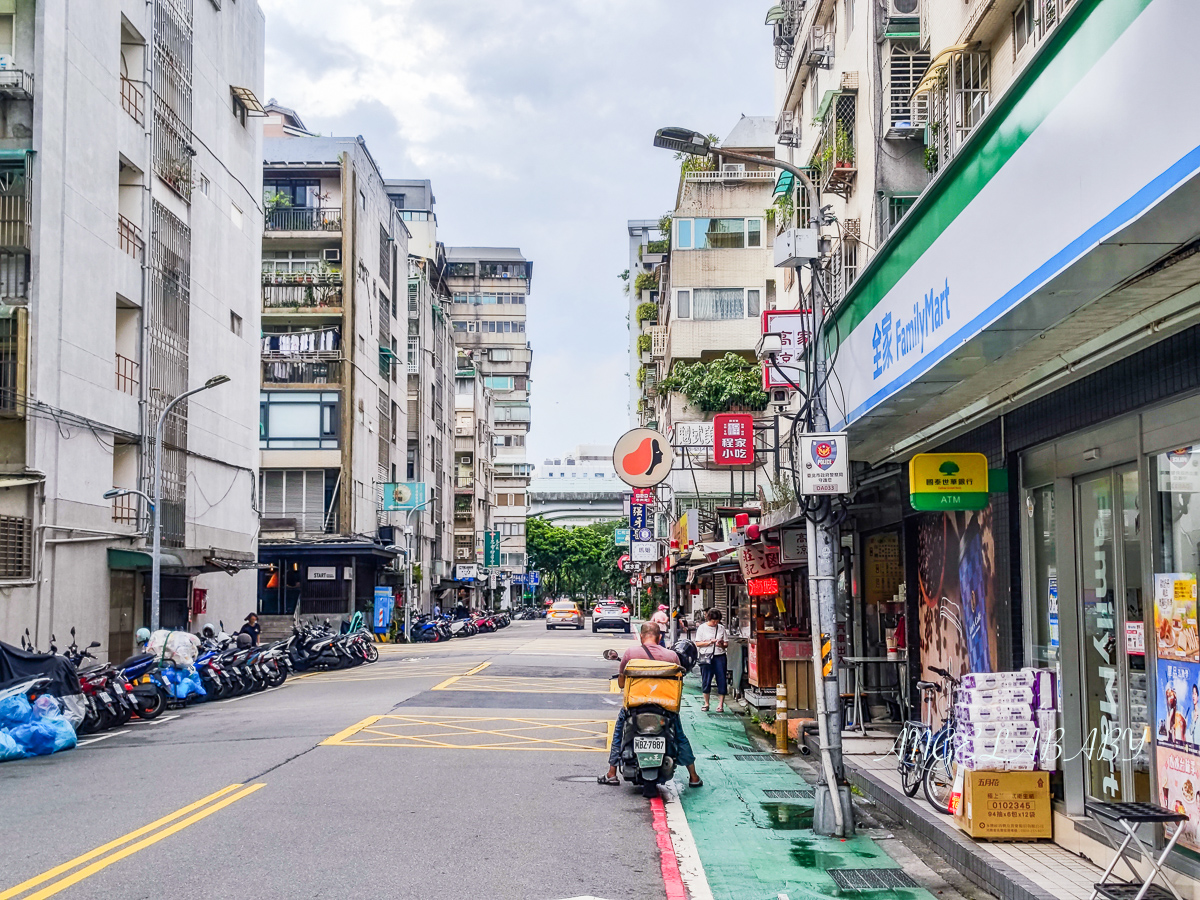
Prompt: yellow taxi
<box><xmin>546</xmin><ymin>600</ymin><xmax>583</xmax><ymax>630</ymax></box>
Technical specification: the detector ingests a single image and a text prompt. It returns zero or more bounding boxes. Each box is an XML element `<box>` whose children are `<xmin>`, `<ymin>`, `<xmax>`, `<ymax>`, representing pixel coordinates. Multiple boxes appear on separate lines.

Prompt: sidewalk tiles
<box><xmin>676</xmin><ymin>687</ymin><xmax>933</xmax><ymax>900</ymax></box>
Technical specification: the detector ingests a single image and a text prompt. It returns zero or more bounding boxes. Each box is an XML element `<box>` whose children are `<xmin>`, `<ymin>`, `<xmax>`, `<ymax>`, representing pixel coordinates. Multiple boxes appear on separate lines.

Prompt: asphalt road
<box><xmin>0</xmin><ymin>620</ymin><xmax>664</xmax><ymax>900</ymax></box>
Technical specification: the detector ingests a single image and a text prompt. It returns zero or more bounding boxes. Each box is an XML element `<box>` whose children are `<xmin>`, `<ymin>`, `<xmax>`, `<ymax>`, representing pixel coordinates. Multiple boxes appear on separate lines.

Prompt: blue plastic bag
<box><xmin>0</xmin><ymin>728</ymin><xmax>26</xmax><ymax>761</ymax></box>
<box><xmin>31</xmin><ymin>695</ymin><xmax>60</xmax><ymax>718</ymax></box>
<box><xmin>0</xmin><ymin>693</ymin><xmax>32</xmax><ymax>728</ymax></box>
<box><xmin>162</xmin><ymin>666</ymin><xmax>205</xmax><ymax>700</ymax></box>
<box><xmin>9</xmin><ymin>713</ymin><xmax>77</xmax><ymax>756</ymax></box>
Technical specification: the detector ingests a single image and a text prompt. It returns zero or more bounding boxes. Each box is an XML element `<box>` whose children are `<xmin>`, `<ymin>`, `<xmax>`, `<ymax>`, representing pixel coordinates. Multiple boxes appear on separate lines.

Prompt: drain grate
<box><xmin>827</xmin><ymin>869</ymin><xmax>920</xmax><ymax>891</ymax></box>
<box><xmin>733</xmin><ymin>753</ymin><xmax>773</xmax><ymax>761</ymax></box>
<box><xmin>763</xmin><ymin>788</ymin><xmax>814</xmax><ymax>799</ymax></box>
<box><xmin>727</xmin><ymin>742</ymin><xmax>754</xmax><ymax>752</ymax></box>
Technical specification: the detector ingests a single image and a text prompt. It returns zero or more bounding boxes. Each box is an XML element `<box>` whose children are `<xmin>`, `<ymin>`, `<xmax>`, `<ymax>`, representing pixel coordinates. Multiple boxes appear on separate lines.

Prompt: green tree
<box><xmin>526</xmin><ymin>517</ymin><xmax>625</xmax><ymax>609</ymax></box>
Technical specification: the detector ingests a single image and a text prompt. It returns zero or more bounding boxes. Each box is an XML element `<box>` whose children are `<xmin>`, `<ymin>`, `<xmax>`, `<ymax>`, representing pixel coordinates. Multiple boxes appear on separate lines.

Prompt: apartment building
<box><xmin>445</xmin><ymin>247</ymin><xmax>532</xmax><ymax>606</ymax></box>
<box><xmin>759</xmin><ymin>0</ymin><xmax>1200</xmax><ymax>876</ymax></box>
<box><xmin>256</xmin><ymin>105</ymin><xmax>405</xmax><ymax>623</ymax></box>
<box><xmin>0</xmin><ymin>0</ymin><xmax>266</xmax><ymax>659</ymax></box>
<box><xmin>626</xmin><ymin>220</ymin><xmax>666</xmax><ymax>427</ymax></box>
<box><xmin>641</xmin><ymin>117</ymin><xmax>779</xmax><ymax>514</ymax></box>
<box><xmin>383</xmin><ymin>178</ymin><xmax>455</xmax><ymax>612</ymax></box>
<box><xmin>452</xmin><ymin>353</ymin><xmax>494</xmax><ymax>606</ymax></box>
<box><xmin>528</xmin><ymin>445</ymin><xmax>624</xmax><ymax>527</ymax></box>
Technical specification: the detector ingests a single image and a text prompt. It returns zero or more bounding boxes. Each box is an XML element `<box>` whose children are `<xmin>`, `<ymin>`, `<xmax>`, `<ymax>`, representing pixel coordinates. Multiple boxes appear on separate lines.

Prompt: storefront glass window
<box><xmin>1121</xmin><ymin>470</ymin><xmax>1150</xmax><ymax>800</ymax></box>
<box><xmin>1030</xmin><ymin>485</ymin><xmax>1058</xmax><ymax>670</ymax></box>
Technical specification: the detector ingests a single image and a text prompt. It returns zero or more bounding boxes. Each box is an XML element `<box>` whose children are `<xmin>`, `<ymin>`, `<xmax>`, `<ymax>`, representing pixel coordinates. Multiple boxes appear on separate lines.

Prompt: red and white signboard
<box><xmin>713</xmin><ymin>413</ymin><xmax>754</xmax><ymax>466</ymax></box>
<box><xmin>631</xmin><ymin>488</ymin><xmax>655</xmax><ymax>506</ymax></box>
<box><xmin>761</xmin><ymin>309</ymin><xmax>812</xmax><ymax>390</ymax></box>
<box><xmin>613</xmin><ymin>427</ymin><xmax>674</xmax><ymax>488</ymax></box>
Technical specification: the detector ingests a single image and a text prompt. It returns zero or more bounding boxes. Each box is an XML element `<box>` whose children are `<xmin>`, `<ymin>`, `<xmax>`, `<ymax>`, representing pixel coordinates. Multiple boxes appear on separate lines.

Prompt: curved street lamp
<box><xmin>148</xmin><ymin>374</ymin><xmax>230</xmax><ymax>631</ymax></box>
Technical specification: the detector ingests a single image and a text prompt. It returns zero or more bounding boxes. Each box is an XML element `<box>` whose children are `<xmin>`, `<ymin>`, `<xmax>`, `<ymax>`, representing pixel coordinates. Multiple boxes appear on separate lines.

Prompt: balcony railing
<box><xmin>0</xmin><ymin>191</ymin><xmax>28</xmax><ymax>250</ymax></box>
<box><xmin>261</xmin><ymin>358</ymin><xmax>341</xmax><ymax>385</ymax></box>
<box><xmin>683</xmin><ymin>169</ymin><xmax>777</xmax><ymax>183</ymax></box>
<box><xmin>810</xmin><ymin>93</ymin><xmax>857</xmax><ymax>198</ymax></box>
<box><xmin>918</xmin><ymin>50</ymin><xmax>990</xmax><ymax>175</ymax></box>
<box><xmin>455</xmin><ymin>475</ymin><xmax>474</xmax><ymax>491</ymax></box>
<box><xmin>264</xmin><ymin>206</ymin><xmax>342</xmax><ymax>232</ymax></box>
<box><xmin>118</xmin><ymin>214</ymin><xmax>143</xmax><ymax>260</ymax></box>
<box><xmin>0</xmin><ymin>250</ymin><xmax>28</xmax><ymax>301</ymax></box>
<box><xmin>115</xmin><ymin>353</ymin><xmax>140</xmax><ymax>395</ymax></box>
<box><xmin>111</xmin><ymin>490</ymin><xmax>141</xmax><ymax>526</ymax></box>
<box><xmin>120</xmin><ymin>75</ymin><xmax>144</xmax><ymax>125</ymax></box>
<box><xmin>262</xmin><ymin>279</ymin><xmax>343</xmax><ymax>311</ymax></box>
<box><xmin>0</xmin><ymin>68</ymin><xmax>34</xmax><ymax>101</ymax></box>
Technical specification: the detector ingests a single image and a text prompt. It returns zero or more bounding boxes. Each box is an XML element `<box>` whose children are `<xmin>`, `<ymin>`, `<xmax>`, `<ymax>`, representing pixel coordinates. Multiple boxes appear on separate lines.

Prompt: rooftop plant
<box><xmin>657</xmin><ymin>353</ymin><xmax>768</xmax><ymax>412</ymax></box>
<box><xmin>635</xmin><ymin>301</ymin><xmax>658</xmax><ymax>323</ymax></box>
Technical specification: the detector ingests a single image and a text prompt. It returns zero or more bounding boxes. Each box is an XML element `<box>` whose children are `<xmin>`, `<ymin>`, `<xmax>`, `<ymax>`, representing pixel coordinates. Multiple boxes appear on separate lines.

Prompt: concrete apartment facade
<box><xmin>626</xmin><ymin>220</ymin><xmax>664</xmax><ymax>428</ymax></box>
<box><xmin>445</xmin><ymin>247</ymin><xmax>531</xmax><ymax>606</ymax></box>
<box><xmin>452</xmin><ymin>353</ymin><xmax>494</xmax><ymax>606</ymax></box>
<box><xmin>255</xmin><ymin>107</ymin><xmax>405</xmax><ymax>623</ymax></box>
<box><xmin>384</xmin><ymin>178</ymin><xmax>455</xmax><ymax>613</ymax></box>
<box><xmin>641</xmin><ymin>117</ymin><xmax>779</xmax><ymax>514</ymax></box>
<box><xmin>0</xmin><ymin>0</ymin><xmax>266</xmax><ymax>660</ymax></box>
<box><xmin>528</xmin><ymin>444</ymin><xmax>624</xmax><ymax>527</ymax></box>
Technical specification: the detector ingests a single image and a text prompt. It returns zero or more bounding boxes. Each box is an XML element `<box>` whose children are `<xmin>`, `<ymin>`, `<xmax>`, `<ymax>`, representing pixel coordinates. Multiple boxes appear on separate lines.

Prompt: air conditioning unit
<box><xmin>722</xmin><ymin>163</ymin><xmax>745</xmax><ymax>174</ymax></box>
<box><xmin>886</xmin><ymin>0</ymin><xmax>920</xmax><ymax>16</ymax></box>
<box><xmin>456</xmin><ymin>548</ymin><xmax>471</xmax><ymax>559</ymax></box>
<box><xmin>323</xmin><ymin>248</ymin><xmax>341</xmax><ymax>263</ymax></box>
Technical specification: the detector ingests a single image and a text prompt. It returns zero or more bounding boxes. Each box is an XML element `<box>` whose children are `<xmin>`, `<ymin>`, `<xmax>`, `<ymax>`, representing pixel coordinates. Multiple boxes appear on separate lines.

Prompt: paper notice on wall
<box><xmin>1159</xmin><ymin>447</ymin><xmax>1200</xmax><ymax>494</ymax></box>
<box><xmin>1048</xmin><ymin>575</ymin><xmax>1059</xmax><ymax>649</ymax></box>
<box><xmin>1126</xmin><ymin>621</ymin><xmax>1145</xmax><ymax>655</ymax></box>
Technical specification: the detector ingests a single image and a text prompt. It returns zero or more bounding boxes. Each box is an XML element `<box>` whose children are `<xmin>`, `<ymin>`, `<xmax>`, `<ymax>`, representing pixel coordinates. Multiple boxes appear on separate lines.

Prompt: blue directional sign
<box><xmin>630</xmin><ymin>504</ymin><xmax>651</xmax><ymax>530</ymax></box>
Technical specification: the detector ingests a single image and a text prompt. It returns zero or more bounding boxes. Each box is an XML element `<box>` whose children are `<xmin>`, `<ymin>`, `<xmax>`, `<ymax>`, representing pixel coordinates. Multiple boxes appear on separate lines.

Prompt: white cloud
<box><xmin>260</xmin><ymin>0</ymin><xmax>773</xmax><ymax>462</ymax></box>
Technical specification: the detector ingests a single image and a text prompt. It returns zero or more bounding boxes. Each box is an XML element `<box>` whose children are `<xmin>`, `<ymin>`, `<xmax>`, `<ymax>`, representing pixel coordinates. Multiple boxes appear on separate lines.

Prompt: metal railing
<box><xmin>264</xmin><ymin>206</ymin><xmax>342</xmax><ymax>232</ymax></box>
<box><xmin>120</xmin><ymin>75</ymin><xmax>145</xmax><ymax>124</ymax></box>
<box><xmin>922</xmin><ymin>50</ymin><xmax>990</xmax><ymax>174</ymax></box>
<box><xmin>0</xmin><ymin>69</ymin><xmax>34</xmax><ymax>100</ymax></box>
<box><xmin>118</xmin><ymin>214</ymin><xmax>144</xmax><ymax>260</ymax></box>
<box><xmin>261</xmin><ymin>358</ymin><xmax>341</xmax><ymax>385</ymax></box>
<box><xmin>810</xmin><ymin>94</ymin><xmax>857</xmax><ymax>198</ymax></box>
<box><xmin>261</xmin><ymin>282</ymin><xmax>343</xmax><ymax>310</ymax></box>
<box><xmin>455</xmin><ymin>475</ymin><xmax>474</xmax><ymax>490</ymax></box>
<box><xmin>0</xmin><ymin>191</ymin><xmax>28</xmax><ymax>250</ymax></box>
<box><xmin>115</xmin><ymin>353</ymin><xmax>140</xmax><ymax>395</ymax></box>
<box><xmin>683</xmin><ymin>169</ymin><xmax>777</xmax><ymax>182</ymax></box>
<box><xmin>111</xmin><ymin>491</ymin><xmax>140</xmax><ymax>525</ymax></box>
<box><xmin>0</xmin><ymin>514</ymin><xmax>32</xmax><ymax>577</ymax></box>
<box><xmin>0</xmin><ymin>250</ymin><xmax>29</xmax><ymax>301</ymax></box>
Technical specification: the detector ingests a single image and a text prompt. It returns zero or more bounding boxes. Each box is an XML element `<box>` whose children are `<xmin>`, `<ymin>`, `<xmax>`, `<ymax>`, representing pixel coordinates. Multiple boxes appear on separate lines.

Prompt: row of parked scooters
<box><xmin>407</xmin><ymin>610</ymin><xmax>513</xmax><ymax>642</ymax></box>
<box><xmin>13</xmin><ymin>616</ymin><xmax>381</xmax><ymax>737</ymax></box>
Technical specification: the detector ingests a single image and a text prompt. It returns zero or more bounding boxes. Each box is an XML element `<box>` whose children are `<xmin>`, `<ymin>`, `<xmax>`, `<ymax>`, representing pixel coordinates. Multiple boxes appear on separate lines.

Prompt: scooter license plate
<box><xmin>633</xmin><ymin>735</ymin><xmax>666</xmax><ymax>767</ymax></box>
<box><xmin>97</xmin><ymin>691</ymin><xmax>111</xmax><ymax>703</ymax></box>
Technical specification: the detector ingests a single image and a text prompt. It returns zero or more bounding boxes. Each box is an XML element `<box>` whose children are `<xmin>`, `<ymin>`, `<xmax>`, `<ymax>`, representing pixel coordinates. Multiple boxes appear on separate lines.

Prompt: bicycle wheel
<box><xmin>900</xmin><ymin>751</ymin><xmax>924</xmax><ymax>797</ymax></box>
<box><xmin>923</xmin><ymin>751</ymin><xmax>956</xmax><ymax>814</ymax></box>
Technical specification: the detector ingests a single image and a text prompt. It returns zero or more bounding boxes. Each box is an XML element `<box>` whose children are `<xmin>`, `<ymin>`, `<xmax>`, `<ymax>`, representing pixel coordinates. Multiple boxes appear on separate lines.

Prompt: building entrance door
<box><xmin>1074</xmin><ymin>465</ymin><xmax>1151</xmax><ymax>803</ymax></box>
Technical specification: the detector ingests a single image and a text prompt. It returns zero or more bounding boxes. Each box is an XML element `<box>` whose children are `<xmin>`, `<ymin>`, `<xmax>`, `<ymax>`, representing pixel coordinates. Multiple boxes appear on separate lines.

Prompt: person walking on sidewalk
<box><xmin>597</xmin><ymin>622</ymin><xmax>702</xmax><ymax>788</ymax></box>
<box><xmin>695</xmin><ymin>608</ymin><xmax>728</xmax><ymax>712</ymax></box>
<box><xmin>651</xmin><ymin>605</ymin><xmax>669</xmax><ymax>644</ymax></box>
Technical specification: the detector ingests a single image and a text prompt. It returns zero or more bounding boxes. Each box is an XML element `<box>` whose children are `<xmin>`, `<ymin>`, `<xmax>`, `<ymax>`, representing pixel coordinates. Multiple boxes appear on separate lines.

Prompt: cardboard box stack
<box><xmin>955</xmin><ymin>668</ymin><xmax>1057</xmax><ymax>772</ymax></box>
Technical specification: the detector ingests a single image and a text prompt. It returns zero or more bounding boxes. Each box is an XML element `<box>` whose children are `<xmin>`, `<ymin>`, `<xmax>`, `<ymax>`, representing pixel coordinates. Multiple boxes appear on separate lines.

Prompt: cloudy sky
<box><xmin>260</xmin><ymin>0</ymin><xmax>774</xmax><ymax>465</ymax></box>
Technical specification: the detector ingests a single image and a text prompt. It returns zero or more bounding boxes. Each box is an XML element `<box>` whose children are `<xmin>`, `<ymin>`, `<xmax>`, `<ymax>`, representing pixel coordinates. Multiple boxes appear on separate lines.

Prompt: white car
<box><xmin>546</xmin><ymin>601</ymin><xmax>583</xmax><ymax>630</ymax></box>
<box><xmin>591</xmin><ymin>601</ymin><xmax>631</xmax><ymax>633</ymax></box>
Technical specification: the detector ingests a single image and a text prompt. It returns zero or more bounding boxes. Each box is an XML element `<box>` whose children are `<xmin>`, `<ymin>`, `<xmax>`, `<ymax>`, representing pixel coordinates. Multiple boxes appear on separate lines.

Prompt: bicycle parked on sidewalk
<box><xmin>893</xmin><ymin>665</ymin><xmax>960</xmax><ymax>813</ymax></box>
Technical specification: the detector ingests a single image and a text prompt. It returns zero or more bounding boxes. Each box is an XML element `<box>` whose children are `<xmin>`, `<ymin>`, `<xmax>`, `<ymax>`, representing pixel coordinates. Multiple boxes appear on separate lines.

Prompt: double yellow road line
<box><xmin>1</xmin><ymin>782</ymin><xmax>265</xmax><ymax>900</ymax></box>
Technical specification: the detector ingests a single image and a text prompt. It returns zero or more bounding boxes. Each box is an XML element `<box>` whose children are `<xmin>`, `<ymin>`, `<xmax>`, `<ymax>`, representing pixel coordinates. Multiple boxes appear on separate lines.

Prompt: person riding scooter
<box><xmin>597</xmin><ymin>622</ymin><xmax>702</xmax><ymax>794</ymax></box>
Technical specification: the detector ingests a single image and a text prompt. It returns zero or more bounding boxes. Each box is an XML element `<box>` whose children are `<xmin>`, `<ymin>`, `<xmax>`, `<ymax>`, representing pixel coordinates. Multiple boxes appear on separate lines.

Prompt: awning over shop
<box><xmin>774</xmin><ymin>170</ymin><xmax>794</xmax><ymax>196</ymax></box>
<box><xmin>107</xmin><ymin>548</ymin><xmax>186</xmax><ymax>570</ymax></box>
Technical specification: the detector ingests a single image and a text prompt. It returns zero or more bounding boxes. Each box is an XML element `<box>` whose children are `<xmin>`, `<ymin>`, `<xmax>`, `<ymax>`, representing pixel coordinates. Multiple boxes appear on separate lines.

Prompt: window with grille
<box><xmin>888</xmin><ymin>45</ymin><xmax>931</xmax><ymax>126</ymax></box>
<box><xmin>0</xmin><ymin>513</ymin><xmax>30</xmax><ymax>578</ymax></box>
<box><xmin>260</xmin><ymin>469</ymin><xmax>333</xmax><ymax>534</ymax></box>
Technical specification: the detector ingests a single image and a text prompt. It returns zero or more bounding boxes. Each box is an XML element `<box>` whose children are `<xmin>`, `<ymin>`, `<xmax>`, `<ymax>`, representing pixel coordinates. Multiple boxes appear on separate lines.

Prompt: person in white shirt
<box><xmin>694</xmin><ymin>608</ymin><xmax>729</xmax><ymax>712</ymax></box>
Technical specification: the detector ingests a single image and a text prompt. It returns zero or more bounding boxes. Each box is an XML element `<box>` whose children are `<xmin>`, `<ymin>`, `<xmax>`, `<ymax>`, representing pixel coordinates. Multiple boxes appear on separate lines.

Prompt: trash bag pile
<box><xmin>0</xmin><ymin>688</ymin><xmax>77</xmax><ymax>760</ymax></box>
<box><xmin>160</xmin><ymin>665</ymin><xmax>205</xmax><ymax>700</ymax></box>
<box><xmin>146</xmin><ymin>629</ymin><xmax>201</xmax><ymax>666</ymax></box>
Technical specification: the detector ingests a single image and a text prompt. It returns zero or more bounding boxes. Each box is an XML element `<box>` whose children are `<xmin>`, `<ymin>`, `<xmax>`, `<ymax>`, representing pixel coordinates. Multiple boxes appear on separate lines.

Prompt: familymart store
<box><xmin>827</xmin><ymin>0</ymin><xmax>1200</xmax><ymax>877</ymax></box>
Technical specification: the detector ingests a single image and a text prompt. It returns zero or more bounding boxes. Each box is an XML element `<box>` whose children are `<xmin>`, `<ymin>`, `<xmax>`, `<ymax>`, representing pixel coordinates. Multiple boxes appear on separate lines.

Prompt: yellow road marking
<box><xmin>606</xmin><ymin>718</ymin><xmax>615</xmax><ymax>748</ymax></box>
<box><xmin>321</xmin><ymin>714</ymin><xmax>609</xmax><ymax>752</ymax></box>
<box><xmin>321</xmin><ymin>715</ymin><xmax>383</xmax><ymax>745</ymax></box>
<box><xmin>434</xmin><ymin>674</ymin><xmax>612</xmax><ymax>694</ymax></box>
<box><xmin>2</xmin><ymin>784</ymin><xmax>262</xmax><ymax>900</ymax></box>
<box><xmin>430</xmin><ymin>661</ymin><xmax>491</xmax><ymax>691</ymax></box>
<box><xmin>610</xmin><ymin>678</ymin><xmax>619</xmax><ymax>694</ymax></box>
<box><xmin>465</xmin><ymin>661</ymin><xmax>491</xmax><ymax>676</ymax></box>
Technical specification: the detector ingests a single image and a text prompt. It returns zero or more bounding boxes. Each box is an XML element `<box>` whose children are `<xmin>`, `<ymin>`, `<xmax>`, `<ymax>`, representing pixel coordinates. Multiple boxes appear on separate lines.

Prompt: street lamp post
<box><xmin>653</xmin><ymin>128</ymin><xmax>848</xmax><ymax>835</ymax></box>
<box><xmin>147</xmin><ymin>375</ymin><xmax>230</xmax><ymax>632</ymax></box>
<box><xmin>400</xmin><ymin>499</ymin><xmax>431</xmax><ymax>643</ymax></box>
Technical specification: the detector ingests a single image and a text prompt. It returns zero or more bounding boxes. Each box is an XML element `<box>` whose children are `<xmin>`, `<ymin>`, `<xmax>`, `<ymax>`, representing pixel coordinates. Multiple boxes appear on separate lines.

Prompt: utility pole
<box><xmin>651</xmin><ymin>129</ymin><xmax>849</xmax><ymax>835</ymax></box>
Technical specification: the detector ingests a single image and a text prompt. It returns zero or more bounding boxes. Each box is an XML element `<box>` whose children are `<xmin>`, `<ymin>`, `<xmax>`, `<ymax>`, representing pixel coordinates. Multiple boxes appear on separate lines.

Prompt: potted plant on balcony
<box><xmin>637</xmin><ymin>333</ymin><xmax>653</xmax><ymax>363</ymax></box>
<box><xmin>834</xmin><ymin>122</ymin><xmax>855</xmax><ymax>169</ymax></box>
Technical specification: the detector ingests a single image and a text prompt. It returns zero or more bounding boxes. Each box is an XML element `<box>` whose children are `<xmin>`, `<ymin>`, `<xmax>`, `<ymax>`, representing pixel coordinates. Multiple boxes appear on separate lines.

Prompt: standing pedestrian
<box><xmin>651</xmin><ymin>605</ymin><xmax>669</xmax><ymax>644</ymax></box>
<box><xmin>695</xmin><ymin>609</ymin><xmax>729</xmax><ymax>712</ymax></box>
<box><xmin>239</xmin><ymin>613</ymin><xmax>261</xmax><ymax>647</ymax></box>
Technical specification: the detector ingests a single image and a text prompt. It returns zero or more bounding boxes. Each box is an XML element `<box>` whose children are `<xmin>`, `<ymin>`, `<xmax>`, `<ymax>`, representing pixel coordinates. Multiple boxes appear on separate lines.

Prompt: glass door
<box><xmin>1075</xmin><ymin>465</ymin><xmax>1150</xmax><ymax>803</ymax></box>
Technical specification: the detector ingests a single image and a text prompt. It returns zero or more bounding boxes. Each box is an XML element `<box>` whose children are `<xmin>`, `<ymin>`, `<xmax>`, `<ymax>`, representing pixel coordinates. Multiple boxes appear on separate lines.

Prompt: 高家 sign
<box><xmin>761</xmin><ymin>309</ymin><xmax>811</xmax><ymax>390</ymax></box>
<box><xmin>713</xmin><ymin>413</ymin><xmax>755</xmax><ymax>466</ymax></box>
<box><xmin>908</xmin><ymin>452</ymin><xmax>989</xmax><ymax>511</ymax></box>
<box><xmin>798</xmin><ymin>433</ymin><xmax>849</xmax><ymax>495</ymax></box>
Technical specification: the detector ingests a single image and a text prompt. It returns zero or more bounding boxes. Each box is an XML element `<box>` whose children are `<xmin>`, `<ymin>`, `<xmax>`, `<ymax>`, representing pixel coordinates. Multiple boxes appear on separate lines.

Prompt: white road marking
<box><xmin>220</xmin><ymin>686</ymin><xmax>282</xmax><ymax>704</ymax></box>
<box><xmin>77</xmin><ymin>729</ymin><xmax>131</xmax><ymax>747</ymax></box>
<box><xmin>661</xmin><ymin>780</ymin><xmax>714</xmax><ymax>900</ymax></box>
<box><xmin>127</xmin><ymin>714</ymin><xmax>180</xmax><ymax>726</ymax></box>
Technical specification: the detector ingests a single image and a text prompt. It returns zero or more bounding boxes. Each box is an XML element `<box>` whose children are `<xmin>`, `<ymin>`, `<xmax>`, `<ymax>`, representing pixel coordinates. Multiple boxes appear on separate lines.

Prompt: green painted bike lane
<box><xmin>677</xmin><ymin>686</ymin><xmax>936</xmax><ymax>900</ymax></box>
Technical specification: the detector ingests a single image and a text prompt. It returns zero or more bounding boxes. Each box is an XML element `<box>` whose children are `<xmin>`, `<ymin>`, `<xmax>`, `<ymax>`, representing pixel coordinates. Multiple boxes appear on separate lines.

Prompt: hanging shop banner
<box><xmin>672</xmin><ymin>509</ymin><xmax>698</xmax><ymax>552</ymax></box>
<box><xmin>737</xmin><ymin>543</ymin><xmax>783</xmax><ymax>580</ymax></box>
<box><xmin>455</xmin><ymin>564</ymin><xmax>478</xmax><ymax>581</ymax></box>
<box><xmin>670</xmin><ymin>422</ymin><xmax>714</xmax><ymax>448</ymax></box>
<box><xmin>631</xmin><ymin>488</ymin><xmax>656</xmax><ymax>506</ymax></box>
<box><xmin>614</xmin><ymin>528</ymin><xmax>630</xmax><ymax>545</ymax></box>
<box><xmin>747</xmin><ymin>576</ymin><xmax>780</xmax><ymax>597</ymax></box>
<box><xmin>780</xmin><ymin>527</ymin><xmax>807</xmax><ymax>564</ymax></box>
<box><xmin>613</xmin><ymin>428</ymin><xmax>674</xmax><ymax>488</ymax></box>
<box><xmin>863</xmin><ymin>532</ymin><xmax>901</xmax><ymax>606</ymax></box>
<box><xmin>631</xmin><ymin>541</ymin><xmax>659</xmax><ymax>562</ymax></box>
<box><xmin>713</xmin><ymin>413</ymin><xmax>755</xmax><ymax>466</ymax></box>
<box><xmin>760</xmin><ymin>309</ymin><xmax>811</xmax><ymax>390</ymax></box>
<box><xmin>382</xmin><ymin>482</ymin><xmax>428</xmax><ymax>511</ymax></box>
<box><xmin>484</xmin><ymin>531</ymin><xmax>501</xmax><ymax>566</ymax></box>
<box><xmin>798</xmin><ymin>433</ymin><xmax>849</xmax><ymax>495</ymax></box>
<box><xmin>908</xmin><ymin>452</ymin><xmax>988</xmax><ymax>511</ymax></box>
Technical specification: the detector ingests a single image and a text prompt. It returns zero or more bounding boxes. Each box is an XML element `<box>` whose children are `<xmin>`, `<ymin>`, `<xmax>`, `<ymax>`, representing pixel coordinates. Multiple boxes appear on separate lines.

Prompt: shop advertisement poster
<box><xmin>1156</xmin><ymin>659</ymin><xmax>1200</xmax><ymax>748</ymax></box>
<box><xmin>1158</xmin><ymin>447</ymin><xmax>1200</xmax><ymax>494</ymax></box>
<box><xmin>1157</xmin><ymin>747</ymin><xmax>1200</xmax><ymax>852</ymax></box>
<box><xmin>1155</xmin><ymin>573</ymin><xmax>1198</xmax><ymax>661</ymax></box>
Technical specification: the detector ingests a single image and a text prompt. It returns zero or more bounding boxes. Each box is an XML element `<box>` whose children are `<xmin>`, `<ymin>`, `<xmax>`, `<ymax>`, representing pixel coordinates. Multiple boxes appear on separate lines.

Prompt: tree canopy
<box><xmin>525</xmin><ymin>517</ymin><xmax>626</xmax><ymax>607</ymax></box>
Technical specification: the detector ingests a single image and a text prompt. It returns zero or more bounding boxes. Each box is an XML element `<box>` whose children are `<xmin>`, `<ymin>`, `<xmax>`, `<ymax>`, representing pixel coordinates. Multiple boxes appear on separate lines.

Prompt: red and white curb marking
<box><xmin>655</xmin><ymin>782</ymin><xmax>713</xmax><ymax>900</ymax></box>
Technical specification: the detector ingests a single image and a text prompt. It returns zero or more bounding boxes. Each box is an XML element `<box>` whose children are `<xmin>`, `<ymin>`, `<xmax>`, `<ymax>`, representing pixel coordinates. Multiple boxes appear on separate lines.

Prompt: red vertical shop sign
<box><xmin>713</xmin><ymin>413</ymin><xmax>754</xmax><ymax>466</ymax></box>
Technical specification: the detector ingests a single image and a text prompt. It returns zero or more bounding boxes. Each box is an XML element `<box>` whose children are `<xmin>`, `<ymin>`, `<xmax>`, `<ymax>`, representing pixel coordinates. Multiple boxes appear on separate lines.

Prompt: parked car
<box><xmin>591</xmin><ymin>600</ymin><xmax>631</xmax><ymax>633</ymax></box>
<box><xmin>546</xmin><ymin>601</ymin><xmax>583</xmax><ymax>630</ymax></box>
